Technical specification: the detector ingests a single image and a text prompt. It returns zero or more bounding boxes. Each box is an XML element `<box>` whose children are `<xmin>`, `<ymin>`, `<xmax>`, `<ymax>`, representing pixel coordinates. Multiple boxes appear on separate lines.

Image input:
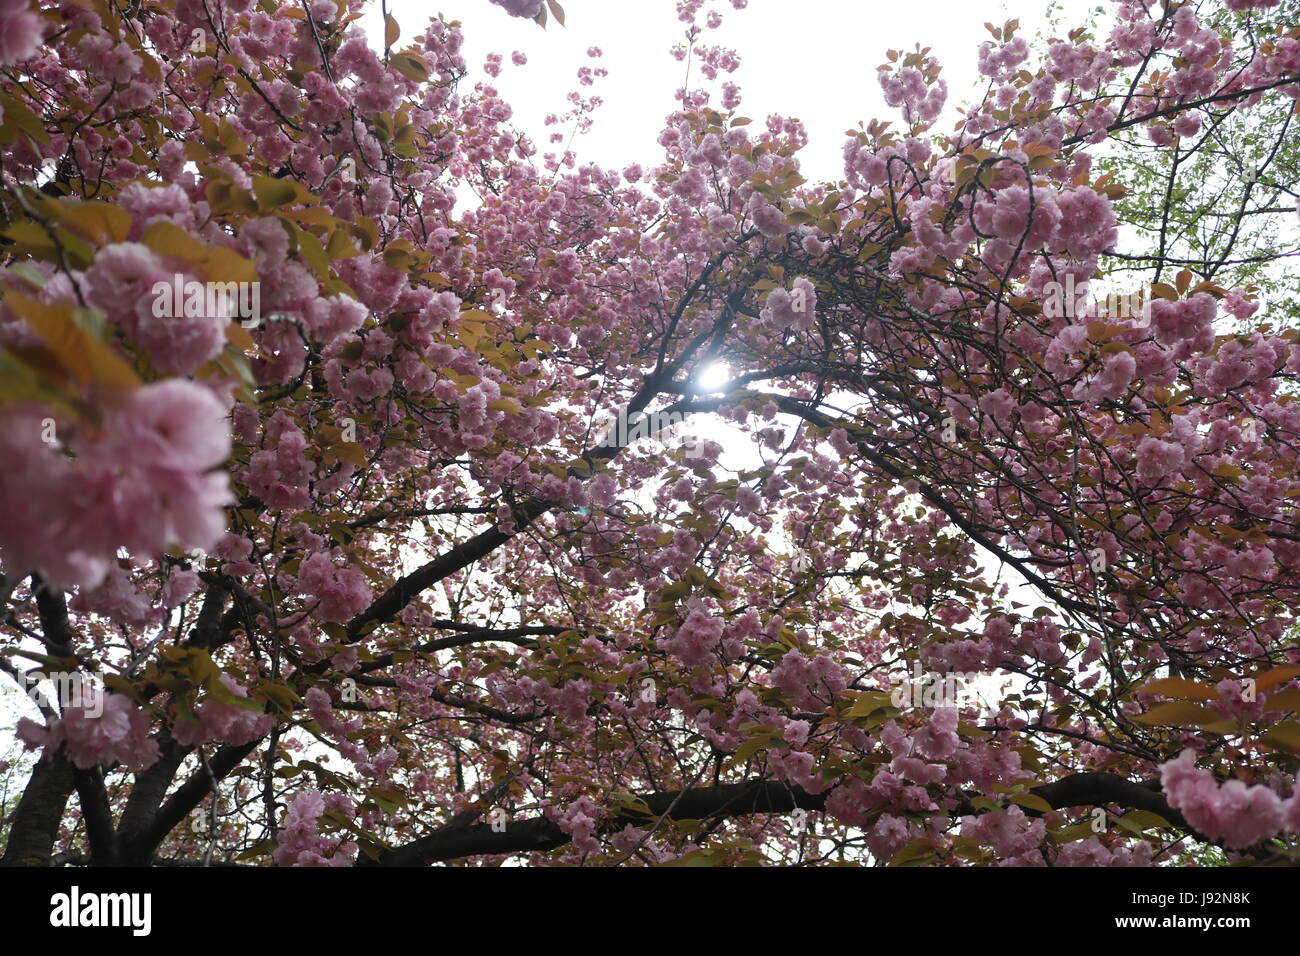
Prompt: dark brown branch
<box><xmin>0</xmin><ymin>753</ymin><xmax>74</xmax><ymax>866</ymax></box>
<box><xmin>115</xmin><ymin>733</ymin><xmax>190</xmax><ymax>857</ymax></box>
<box><xmin>72</xmin><ymin>767</ymin><xmax>117</xmax><ymax>866</ymax></box>
<box><xmin>367</xmin><ymin>771</ymin><xmax>1194</xmax><ymax>866</ymax></box>
<box><xmin>123</xmin><ymin>740</ymin><xmax>261</xmax><ymax>865</ymax></box>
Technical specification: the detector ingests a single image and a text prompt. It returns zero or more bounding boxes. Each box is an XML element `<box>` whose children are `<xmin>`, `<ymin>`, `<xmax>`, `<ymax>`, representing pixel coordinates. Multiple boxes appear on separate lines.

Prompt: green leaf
<box><xmin>660</xmin><ymin>848</ymin><xmax>725</xmax><ymax>867</ymax></box>
<box><xmin>1134</xmin><ymin>677</ymin><xmax>1218</xmax><ymax>701</ymax></box>
<box><xmin>661</xmin><ymin>580</ymin><xmax>691</xmax><ymax>601</ymax></box>
<box><xmin>1131</xmin><ymin>700</ymin><xmax>1221</xmax><ymax>726</ymax></box>
<box><xmin>63</xmin><ymin>202</ymin><xmax>132</xmax><ymax>246</ymax></box>
<box><xmin>845</xmin><ymin>691</ymin><xmax>893</xmax><ymax>719</ymax></box>
<box><xmin>1010</xmin><ymin>792</ymin><xmax>1054</xmax><ymax>814</ymax></box>
<box><xmin>1262</xmin><ymin>721</ymin><xmax>1300</xmax><ymax>750</ymax></box>
<box><xmin>1114</xmin><ymin>810</ymin><xmax>1171</xmax><ymax>835</ymax></box>
<box><xmin>294</xmin><ymin>225</ymin><xmax>330</xmax><ymax>279</ymax></box>
<box><xmin>7</xmin><ymin>294</ymin><xmax>140</xmax><ymax>389</ymax></box>
<box><xmin>888</xmin><ymin>838</ymin><xmax>937</xmax><ymax>867</ymax></box>
<box><xmin>0</xmin><ymin>91</ymin><xmax>49</xmax><ymax>146</ymax></box>
<box><xmin>731</xmin><ymin>734</ymin><xmax>774</xmax><ymax>764</ymax></box>
<box><xmin>390</xmin><ymin>54</ymin><xmax>430</xmax><ymax>83</ymax></box>
<box><xmin>253</xmin><ymin>174</ymin><xmax>302</xmax><ymax>210</ymax></box>
<box><xmin>1251</xmin><ymin>665</ymin><xmax>1300</xmax><ymax>694</ymax></box>
<box><xmin>1264</xmin><ymin>688</ymin><xmax>1300</xmax><ymax>712</ymax></box>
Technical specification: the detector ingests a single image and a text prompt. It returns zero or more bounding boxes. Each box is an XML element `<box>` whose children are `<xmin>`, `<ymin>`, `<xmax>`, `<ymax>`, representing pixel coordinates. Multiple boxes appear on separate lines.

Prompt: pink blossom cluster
<box><xmin>0</xmin><ymin>0</ymin><xmax>42</xmax><ymax>66</ymax></box>
<box><xmin>961</xmin><ymin>805</ymin><xmax>1045</xmax><ymax>859</ymax></box>
<box><xmin>760</xmin><ymin>278</ymin><xmax>818</xmax><ymax>333</ymax></box>
<box><xmin>878</xmin><ymin>65</ymin><xmax>947</xmax><ymax>126</ymax></box>
<box><xmin>70</xmin><ymin>563</ymin><xmax>161</xmax><ymax>630</ymax></box>
<box><xmin>660</xmin><ymin>607</ymin><xmax>725</xmax><ymax>667</ymax></box>
<box><xmin>171</xmin><ymin>676</ymin><xmax>275</xmax><ymax>747</ymax></box>
<box><xmin>272</xmin><ymin>790</ymin><xmax>358</xmax><ymax>866</ymax></box>
<box><xmin>1159</xmin><ymin>750</ymin><xmax>1300</xmax><ymax>849</ymax></box>
<box><xmin>0</xmin><ymin>380</ymin><xmax>231</xmax><ymax>590</ymax></box>
<box><xmin>17</xmin><ymin>693</ymin><xmax>160</xmax><ymax>771</ymax></box>
<box><xmin>294</xmin><ymin>551</ymin><xmax>373</xmax><ymax>624</ymax></box>
<box><xmin>243</xmin><ymin>411</ymin><xmax>315</xmax><ymax>511</ymax></box>
<box><xmin>84</xmin><ymin>242</ymin><xmax>227</xmax><ymax>375</ymax></box>
<box><xmin>550</xmin><ymin>796</ymin><xmax>601</xmax><ymax>856</ymax></box>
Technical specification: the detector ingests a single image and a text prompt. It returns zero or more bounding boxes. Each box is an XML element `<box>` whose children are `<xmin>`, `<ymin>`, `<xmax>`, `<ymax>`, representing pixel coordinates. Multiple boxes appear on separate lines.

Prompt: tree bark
<box><xmin>367</xmin><ymin>772</ymin><xmax>1192</xmax><ymax>866</ymax></box>
<box><xmin>1</xmin><ymin>754</ymin><xmax>75</xmax><ymax>866</ymax></box>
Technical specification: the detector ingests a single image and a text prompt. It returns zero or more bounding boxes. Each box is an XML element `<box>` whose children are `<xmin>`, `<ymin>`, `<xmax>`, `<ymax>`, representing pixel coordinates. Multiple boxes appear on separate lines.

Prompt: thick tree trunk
<box><xmin>1</xmin><ymin>754</ymin><xmax>74</xmax><ymax>866</ymax></box>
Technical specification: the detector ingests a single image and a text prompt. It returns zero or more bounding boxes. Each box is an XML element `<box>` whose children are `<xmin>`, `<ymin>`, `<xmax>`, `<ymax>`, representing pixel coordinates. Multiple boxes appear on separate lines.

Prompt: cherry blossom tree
<box><xmin>1</xmin><ymin>0</ymin><xmax>1299</xmax><ymax>867</ymax></box>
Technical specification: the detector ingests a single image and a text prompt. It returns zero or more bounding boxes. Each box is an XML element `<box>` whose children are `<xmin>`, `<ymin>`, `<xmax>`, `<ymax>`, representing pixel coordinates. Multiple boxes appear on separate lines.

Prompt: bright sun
<box><xmin>696</xmin><ymin>362</ymin><xmax>730</xmax><ymax>393</ymax></box>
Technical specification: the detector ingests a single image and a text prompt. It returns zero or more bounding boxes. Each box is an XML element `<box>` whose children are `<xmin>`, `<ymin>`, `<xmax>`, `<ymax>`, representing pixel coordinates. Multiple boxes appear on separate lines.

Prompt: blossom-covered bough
<box><xmin>0</xmin><ymin>0</ymin><xmax>1298</xmax><ymax>867</ymax></box>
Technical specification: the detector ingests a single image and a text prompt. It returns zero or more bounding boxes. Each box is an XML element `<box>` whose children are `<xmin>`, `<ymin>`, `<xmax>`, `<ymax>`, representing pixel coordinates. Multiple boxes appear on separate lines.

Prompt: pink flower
<box><xmin>962</xmin><ymin>806</ymin><xmax>1045</xmax><ymax>857</ymax></box>
<box><xmin>101</xmin><ymin>380</ymin><xmax>231</xmax><ymax>472</ymax></box>
<box><xmin>553</xmin><ymin>796</ymin><xmax>601</xmax><ymax>856</ymax></box>
<box><xmin>914</xmin><ymin>707</ymin><xmax>960</xmax><ymax>760</ymax></box>
<box><xmin>162</xmin><ymin>569</ymin><xmax>201</xmax><ymax>608</ymax></box>
<box><xmin>1149</xmin><ymin>294</ymin><xmax>1217</xmax><ymax>352</ymax></box>
<box><xmin>245</xmin><ymin>414</ymin><xmax>313</xmax><ymax>510</ymax></box>
<box><xmin>84</xmin><ymin>381</ymin><xmax>233</xmax><ymax>556</ymax></box>
<box><xmin>865</xmin><ymin>813</ymin><xmax>913</xmax><ymax>861</ymax></box>
<box><xmin>305</xmin><ymin>294</ymin><xmax>367</xmax><ymax>344</ymax></box>
<box><xmin>171</xmin><ymin>675</ymin><xmax>274</xmax><ymax>747</ymax></box>
<box><xmin>982</xmin><ymin>185</ymin><xmax>1032</xmax><ymax>240</ymax></box>
<box><xmin>69</xmin><ymin>563</ymin><xmax>158</xmax><ymax>628</ymax></box>
<box><xmin>1055</xmin><ymin>188</ymin><xmax>1118</xmax><ymax>257</ymax></box>
<box><xmin>761</xmin><ymin>278</ymin><xmax>818</xmax><ymax>332</ymax></box>
<box><xmin>18</xmin><ymin>693</ymin><xmax>160</xmax><ymax>771</ymax></box>
<box><xmin>296</xmin><ymin>551</ymin><xmax>373</xmax><ymax>623</ymax></box>
<box><xmin>136</xmin><ymin>293</ymin><xmax>230</xmax><ymax>374</ymax></box>
<box><xmin>0</xmin><ymin>409</ymin><xmax>95</xmax><ymax>587</ymax></box>
<box><xmin>240</xmin><ymin>217</ymin><xmax>291</xmax><ymax>266</ymax></box>
<box><xmin>0</xmin><ymin>0</ymin><xmax>43</xmax><ymax>66</ymax></box>
<box><xmin>118</xmin><ymin>183</ymin><xmax>194</xmax><ymax>236</ymax></box>
<box><xmin>273</xmin><ymin>790</ymin><xmax>357</xmax><ymax>866</ymax></box>
<box><xmin>1075</xmin><ymin>350</ymin><xmax>1136</xmax><ymax>402</ymax></box>
<box><xmin>749</xmin><ymin>198</ymin><xmax>788</xmax><ymax>239</ymax></box>
<box><xmin>0</xmin><ymin>381</ymin><xmax>231</xmax><ymax>590</ymax></box>
<box><xmin>1134</xmin><ymin>436</ymin><xmax>1187</xmax><ymax>480</ymax></box>
<box><xmin>85</xmin><ymin>245</ymin><xmax>227</xmax><ymax>374</ymax></box>
<box><xmin>86</xmin><ymin>247</ymin><xmax>230</xmax><ymax>374</ymax></box>
<box><xmin>661</xmin><ymin>608</ymin><xmax>724</xmax><ymax>667</ymax></box>
<box><xmin>978</xmin><ymin>388</ymin><xmax>1016</xmax><ymax>428</ymax></box>
<box><xmin>1159</xmin><ymin>750</ymin><xmax>1285</xmax><ymax>849</ymax></box>
<box><xmin>1172</xmin><ymin>113</ymin><xmax>1202</xmax><ymax>138</ymax></box>
<box><xmin>84</xmin><ymin>242</ymin><xmax>169</xmax><ymax>322</ymax></box>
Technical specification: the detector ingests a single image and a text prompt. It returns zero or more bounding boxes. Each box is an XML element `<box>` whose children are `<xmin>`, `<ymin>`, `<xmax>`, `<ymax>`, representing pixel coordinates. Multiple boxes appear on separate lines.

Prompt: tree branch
<box><xmin>367</xmin><ymin>771</ymin><xmax>1194</xmax><ymax>865</ymax></box>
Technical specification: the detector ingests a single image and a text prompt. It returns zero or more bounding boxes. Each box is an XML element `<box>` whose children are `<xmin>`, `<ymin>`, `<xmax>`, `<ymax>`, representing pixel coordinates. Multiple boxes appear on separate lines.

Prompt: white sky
<box><xmin>370</xmin><ymin>0</ymin><xmax>1099</xmax><ymax>184</ymax></box>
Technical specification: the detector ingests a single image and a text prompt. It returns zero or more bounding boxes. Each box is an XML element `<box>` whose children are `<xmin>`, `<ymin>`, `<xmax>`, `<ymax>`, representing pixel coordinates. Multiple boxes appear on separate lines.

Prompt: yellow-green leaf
<box><xmin>1134</xmin><ymin>677</ymin><xmax>1218</xmax><ymax>701</ymax></box>
<box><xmin>1251</xmin><ymin>665</ymin><xmax>1300</xmax><ymax>694</ymax></box>
<box><xmin>1262</xmin><ymin>721</ymin><xmax>1300</xmax><ymax>750</ymax></box>
<box><xmin>7</xmin><ymin>295</ymin><xmax>140</xmax><ymax>389</ymax></box>
<box><xmin>1131</xmin><ymin>700</ymin><xmax>1221</xmax><ymax>726</ymax></box>
<box><xmin>253</xmin><ymin>174</ymin><xmax>302</xmax><ymax>211</ymax></box>
<box><xmin>1010</xmin><ymin>792</ymin><xmax>1054</xmax><ymax>814</ymax></box>
<box><xmin>63</xmin><ymin>202</ymin><xmax>132</xmax><ymax>247</ymax></box>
